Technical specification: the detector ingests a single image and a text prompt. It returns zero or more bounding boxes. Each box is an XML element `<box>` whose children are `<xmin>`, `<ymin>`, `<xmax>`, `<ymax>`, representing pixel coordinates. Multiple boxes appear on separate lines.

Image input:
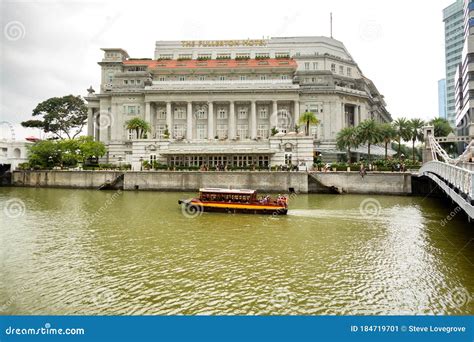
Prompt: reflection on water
<box><xmin>0</xmin><ymin>187</ymin><xmax>473</xmax><ymax>315</ymax></box>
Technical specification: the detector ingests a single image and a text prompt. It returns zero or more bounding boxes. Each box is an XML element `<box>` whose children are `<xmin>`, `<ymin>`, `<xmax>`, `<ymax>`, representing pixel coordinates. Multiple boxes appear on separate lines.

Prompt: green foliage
<box><xmin>429</xmin><ymin>117</ymin><xmax>453</xmax><ymax>137</ymax></box>
<box><xmin>408</xmin><ymin>118</ymin><xmax>425</xmax><ymax>163</ymax></box>
<box><xmin>336</xmin><ymin>126</ymin><xmax>359</xmax><ymax>162</ymax></box>
<box><xmin>356</xmin><ymin>119</ymin><xmax>383</xmax><ymax>162</ymax></box>
<box><xmin>27</xmin><ymin>137</ymin><xmax>106</xmax><ymax>169</ymax></box>
<box><xmin>271</xmin><ymin>127</ymin><xmax>279</xmax><ymax>136</ymax></box>
<box><xmin>379</xmin><ymin>123</ymin><xmax>397</xmax><ymax>160</ymax></box>
<box><xmin>21</xmin><ymin>95</ymin><xmax>88</xmax><ymax>139</ymax></box>
<box><xmin>393</xmin><ymin>117</ymin><xmax>412</xmax><ymax>158</ymax></box>
<box><xmin>125</xmin><ymin>117</ymin><xmax>151</xmax><ymax>139</ymax></box>
<box><xmin>299</xmin><ymin>111</ymin><xmax>320</xmax><ymax>136</ymax></box>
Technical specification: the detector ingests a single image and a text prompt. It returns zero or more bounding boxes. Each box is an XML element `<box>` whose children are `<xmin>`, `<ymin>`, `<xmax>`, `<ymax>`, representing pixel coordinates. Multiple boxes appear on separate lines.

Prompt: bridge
<box><xmin>419</xmin><ymin>124</ymin><xmax>474</xmax><ymax>222</ymax></box>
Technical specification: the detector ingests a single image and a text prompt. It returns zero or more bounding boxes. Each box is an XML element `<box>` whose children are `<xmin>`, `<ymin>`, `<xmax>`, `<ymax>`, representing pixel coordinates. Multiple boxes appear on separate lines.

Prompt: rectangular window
<box><xmin>217</xmin><ymin>108</ymin><xmax>227</xmax><ymax>119</ymax></box>
<box><xmin>310</xmin><ymin>126</ymin><xmax>318</xmax><ymax>138</ymax></box>
<box><xmin>260</xmin><ymin>75</ymin><xmax>267</xmax><ymax>80</ymax></box>
<box><xmin>174</xmin><ymin>108</ymin><xmax>186</xmax><ymax>120</ymax></box>
<box><xmin>158</xmin><ymin>110</ymin><xmax>166</xmax><ymax>120</ymax></box>
<box><xmin>259</xmin><ymin>108</ymin><xmax>268</xmax><ymax>119</ymax></box>
<box><xmin>173</xmin><ymin>124</ymin><xmax>186</xmax><ymax>138</ymax></box>
<box><xmin>127</xmin><ymin>129</ymin><xmax>135</xmax><ymax>140</ymax></box>
<box><xmin>237</xmin><ymin>124</ymin><xmax>248</xmax><ymax>138</ymax></box>
<box><xmin>130</xmin><ymin>79</ymin><xmax>135</xmax><ymax>85</ymax></box>
<box><xmin>313</xmin><ymin>62</ymin><xmax>318</xmax><ymax>70</ymax></box>
<box><xmin>197</xmin><ymin>124</ymin><xmax>207</xmax><ymax>139</ymax></box>
<box><xmin>339</xmin><ymin>65</ymin><xmax>344</xmax><ymax>74</ymax></box>
<box><xmin>331</xmin><ymin>64</ymin><xmax>336</xmax><ymax>72</ymax></box>
<box><xmin>123</xmin><ymin>80</ymin><xmax>128</xmax><ymax>85</ymax></box>
<box><xmin>347</xmin><ymin>68</ymin><xmax>352</xmax><ymax>76</ymax></box>
<box><xmin>240</xmin><ymin>75</ymin><xmax>247</xmax><ymax>81</ymax></box>
<box><xmin>179</xmin><ymin>76</ymin><xmax>186</xmax><ymax>81</ymax></box>
<box><xmin>156</xmin><ymin>125</ymin><xmax>166</xmax><ymax>138</ymax></box>
<box><xmin>257</xmin><ymin>124</ymin><xmax>269</xmax><ymax>139</ymax></box>
<box><xmin>219</xmin><ymin>76</ymin><xmax>226</xmax><ymax>81</ymax></box>
<box><xmin>107</xmin><ymin>73</ymin><xmax>113</xmax><ymax>83</ymax></box>
<box><xmin>304</xmin><ymin>62</ymin><xmax>310</xmax><ymax>70</ymax></box>
<box><xmin>136</xmin><ymin>80</ymin><xmax>141</xmax><ymax>84</ymax></box>
<box><xmin>238</xmin><ymin>108</ymin><xmax>247</xmax><ymax>119</ymax></box>
<box><xmin>217</xmin><ymin>124</ymin><xmax>228</xmax><ymax>138</ymax></box>
<box><xmin>196</xmin><ymin>108</ymin><xmax>207</xmax><ymax>119</ymax></box>
<box><xmin>281</xmin><ymin>75</ymin><xmax>288</xmax><ymax>80</ymax></box>
<box><xmin>127</xmin><ymin>106</ymin><xmax>136</xmax><ymax>115</ymax></box>
<box><xmin>159</xmin><ymin>77</ymin><xmax>165</xmax><ymax>81</ymax></box>
<box><xmin>199</xmin><ymin>76</ymin><xmax>206</xmax><ymax>81</ymax></box>
<box><xmin>149</xmin><ymin>154</ymin><xmax>157</xmax><ymax>164</ymax></box>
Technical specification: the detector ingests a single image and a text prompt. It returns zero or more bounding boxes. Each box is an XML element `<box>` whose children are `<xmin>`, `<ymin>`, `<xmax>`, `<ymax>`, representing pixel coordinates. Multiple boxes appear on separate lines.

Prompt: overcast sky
<box><xmin>0</xmin><ymin>0</ymin><xmax>455</xmax><ymax>139</ymax></box>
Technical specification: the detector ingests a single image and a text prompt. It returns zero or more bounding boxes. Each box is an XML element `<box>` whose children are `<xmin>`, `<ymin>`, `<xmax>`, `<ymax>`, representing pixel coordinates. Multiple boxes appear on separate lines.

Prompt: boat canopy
<box><xmin>199</xmin><ymin>188</ymin><xmax>256</xmax><ymax>195</ymax></box>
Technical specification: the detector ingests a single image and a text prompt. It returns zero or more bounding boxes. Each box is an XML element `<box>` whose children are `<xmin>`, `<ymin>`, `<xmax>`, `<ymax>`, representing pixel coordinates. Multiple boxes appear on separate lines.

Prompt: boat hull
<box><xmin>178</xmin><ymin>199</ymin><xmax>287</xmax><ymax>215</ymax></box>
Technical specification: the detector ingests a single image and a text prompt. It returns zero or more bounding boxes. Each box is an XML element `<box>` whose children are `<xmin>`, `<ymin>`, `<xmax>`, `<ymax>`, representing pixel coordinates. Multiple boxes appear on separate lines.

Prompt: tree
<box><xmin>336</xmin><ymin>127</ymin><xmax>359</xmax><ymax>163</ymax></box>
<box><xmin>430</xmin><ymin>117</ymin><xmax>453</xmax><ymax>137</ymax></box>
<box><xmin>379</xmin><ymin>123</ymin><xmax>397</xmax><ymax>160</ymax></box>
<box><xmin>356</xmin><ymin>119</ymin><xmax>383</xmax><ymax>162</ymax></box>
<box><xmin>393</xmin><ymin>117</ymin><xmax>411</xmax><ymax>158</ymax></box>
<box><xmin>299</xmin><ymin>111</ymin><xmax>320</xmax><ymax>136</ymax></box>
<box><xmin>125</xmin><ymin>117</ymin><xmax>151</xmax><ymax>139</ymax></box>
<box><xmin>27</xmin><ymin>137</ymin><xmax>106</xmax><ymax>169</ymax></box>
<box><xmin>408</xmin><ymin>118</ymin><xmax>425</xmax><ymax>163</ymax></box>
<box><xmin>21</xmin><ymin>95</ymin><xmax>88</xmax><ymax>139</ymax></box>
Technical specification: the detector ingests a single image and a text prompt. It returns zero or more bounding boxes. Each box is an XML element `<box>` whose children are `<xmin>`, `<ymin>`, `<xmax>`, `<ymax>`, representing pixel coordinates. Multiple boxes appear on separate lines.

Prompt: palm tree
<box><xmin>379</xmin><ymin>123</ymin><xmax>396</xmax><ymax>160</ymax></box>
<box><xmin>299</xmin><ymin>111</ymin><xmax>320</xmax><ymax>136</ymax></box>
<box><xmin>336</xmin><ymin>126</ymin><xmax>359</xmax><ymax>163</ymax></box>
<box><xmin>393</xmin><ymin>117</ymin><xmax>411</xmax><ymax>158</ymax></box>
<box><xmin>125</xmin><ymin>117</ymin><xmax>151</xmax><ymax>139</ymax></box>
<box><xmin>356</xmin><ymin>119</ymin><xmax>383</xmax><ymax>163</ymax></box>
<box><xmin>429</xmin><ymin>117</ymin><xmax>453</xmax><ymax>137</ymax></box>
<box><xmin>408</xmin><ymin>118</ymin><xmax>425</xmax><ymax>163</ymax></box>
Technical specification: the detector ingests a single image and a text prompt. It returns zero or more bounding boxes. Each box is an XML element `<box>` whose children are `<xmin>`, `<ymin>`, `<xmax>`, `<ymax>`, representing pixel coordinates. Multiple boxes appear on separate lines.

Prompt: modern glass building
<box><xmin>443</xmin><ymin>0</ymin><xmax>464</xmax><ymax>127</ymax></box>
<box><xmin>438</xmin><ymin>78</ymin><xmax>447</xmax><ymax>119</ymax></box>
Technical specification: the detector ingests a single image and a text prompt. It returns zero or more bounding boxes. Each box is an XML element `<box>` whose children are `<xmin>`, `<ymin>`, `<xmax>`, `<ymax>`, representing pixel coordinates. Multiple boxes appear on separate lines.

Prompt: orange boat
<box><xmin>178</xmin><ymin>188</ymin><xmax>288</xmax><ymax>215</ymax></box>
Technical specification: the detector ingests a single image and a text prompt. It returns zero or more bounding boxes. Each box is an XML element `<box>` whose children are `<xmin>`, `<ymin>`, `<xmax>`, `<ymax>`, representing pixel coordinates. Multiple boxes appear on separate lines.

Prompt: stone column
<box><xmin>294</xmin><ymin>101</ymin><xmax>300</xmax><ymax>131</ymax></box>
<box><xmin>145</xmin><ymin>102</ymin><xmax>151</xmax><ymax>139</ymax></box>
<box><xmin>271</xmin><ymin>100</ymin><xmax>278</xmax><ymax>129</ymax></box>
<box><xmin>87</xmin><ymin>108</ymin><xmax>94</xmax><ymax>137</ymax></box>
<box><xmin>250</xmin><ymin>101</ymin><xmax>257</xmax><ymax>139</ymax></box>
<box><xmin>228</xmin><ymin>101</ymin><xmax>236</xmax><ymax>140</ymax></box>
<box><xmin>187</xmin><ymin>101</ymin><xmax>193</xmax><ymax>140</ymax></box>
<box><xmin>207</xmin><ymin>101</ymin><xmax>214</xmax><ymax>140</ymax></box>
<box><xmin>166</xmin><ymin>102</ymin><xmax>172</xmax><ymax>137</ymax></box>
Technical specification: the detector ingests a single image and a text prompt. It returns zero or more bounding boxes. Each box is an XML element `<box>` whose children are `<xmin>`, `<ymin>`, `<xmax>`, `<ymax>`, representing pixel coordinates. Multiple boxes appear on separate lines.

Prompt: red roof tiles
<box><xmin>123</xmin><ymin>58</ymin><xmax>296</xmax><ymax>70</ymax></box>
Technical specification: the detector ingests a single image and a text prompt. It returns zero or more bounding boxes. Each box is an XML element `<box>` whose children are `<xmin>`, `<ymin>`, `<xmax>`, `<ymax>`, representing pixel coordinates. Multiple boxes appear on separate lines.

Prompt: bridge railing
<box><xmin>419</xmin><ymin>161</ymin><xmax>474</xmax><ymax>199</ymax></box>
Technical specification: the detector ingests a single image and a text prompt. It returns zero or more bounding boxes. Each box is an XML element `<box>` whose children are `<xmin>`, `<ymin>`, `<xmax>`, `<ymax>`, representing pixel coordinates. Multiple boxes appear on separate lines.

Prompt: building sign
<box><xmin>181</xmin><ymin>40</ymin><xmax>267</xmax><ymax>48</ymax></box>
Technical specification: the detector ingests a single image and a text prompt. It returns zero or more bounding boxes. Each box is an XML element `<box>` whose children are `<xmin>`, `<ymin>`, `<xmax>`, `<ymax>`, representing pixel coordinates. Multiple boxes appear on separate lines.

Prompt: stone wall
<box><xmin>123</xmin><ymin>171</ymin><xmax>308</xmax><ymax>193</ymax></box>
<box><xmin>309</xmin><ymin>172</ymin><xmax>412</xmax><ymax>195</ymax></box>
<box><xmin>11</xmin><ymin>171</ymin><xmax>123</xmax><ymax>189</ymax></box>
<box><xmin>11</xmin><ymin>170</ymin><xmax>412</xmax><ymax>195</ymax></box>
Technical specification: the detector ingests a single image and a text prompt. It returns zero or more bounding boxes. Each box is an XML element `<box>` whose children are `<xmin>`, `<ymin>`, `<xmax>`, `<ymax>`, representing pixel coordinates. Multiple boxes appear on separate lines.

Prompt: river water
<box><xmin>1</xmin><ymin>187</ymin><xmax>473</xmax><ymax>315</ymax></box>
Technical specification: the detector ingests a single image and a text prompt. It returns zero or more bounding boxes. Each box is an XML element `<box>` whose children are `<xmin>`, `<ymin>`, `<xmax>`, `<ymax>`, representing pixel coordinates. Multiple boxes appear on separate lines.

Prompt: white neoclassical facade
<box><xmin>85</xmin><ymin>36</ymin><xmax>391</xmax><ymax>170</ymax></box>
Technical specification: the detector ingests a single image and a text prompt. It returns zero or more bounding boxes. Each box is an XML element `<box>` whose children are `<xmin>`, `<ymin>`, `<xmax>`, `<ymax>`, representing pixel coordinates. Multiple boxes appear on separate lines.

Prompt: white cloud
<box><xmin>0</xmin><ymin>0</ymin><xmax>455</xmax><ymax>140</ymax></box>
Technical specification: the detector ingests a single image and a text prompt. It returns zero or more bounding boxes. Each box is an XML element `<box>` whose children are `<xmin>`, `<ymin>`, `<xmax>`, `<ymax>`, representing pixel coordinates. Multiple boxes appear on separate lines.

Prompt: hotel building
<box><xmin>85</xmin><ymin>36</ymin><xmax>391</xmax><ymax>170</ymax></box>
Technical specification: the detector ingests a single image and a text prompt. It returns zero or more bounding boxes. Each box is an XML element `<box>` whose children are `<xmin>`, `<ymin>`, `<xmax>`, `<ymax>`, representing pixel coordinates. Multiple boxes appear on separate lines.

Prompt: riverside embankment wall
<box><xmin>11</xmin><ymin>171</ymin><xmax>413</xmax><ymax>194</ymax></box>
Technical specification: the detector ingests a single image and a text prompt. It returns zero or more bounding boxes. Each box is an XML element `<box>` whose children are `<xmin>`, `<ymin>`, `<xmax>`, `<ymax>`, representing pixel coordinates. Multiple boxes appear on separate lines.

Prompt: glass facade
<box><xmin>443</xmin><ymin>0</ymin><xmax>464</xmax><ymax>127</ymax></box>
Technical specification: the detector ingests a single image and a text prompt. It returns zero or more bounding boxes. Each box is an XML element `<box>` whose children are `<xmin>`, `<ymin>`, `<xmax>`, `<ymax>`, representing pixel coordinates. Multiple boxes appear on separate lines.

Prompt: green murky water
<box><xmin>1</xmin><ymin>187</ymin><xmax>473</xmax><ymax>315</ymax></box>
